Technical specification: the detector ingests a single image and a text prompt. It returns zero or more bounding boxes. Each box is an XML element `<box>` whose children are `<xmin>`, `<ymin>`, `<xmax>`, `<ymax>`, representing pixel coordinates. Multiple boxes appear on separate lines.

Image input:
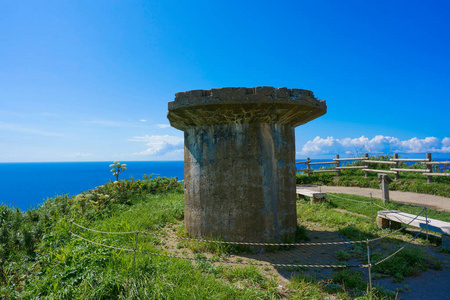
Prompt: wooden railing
<box><xmin>296</xmin><ymin>153</ymin><xmax>449</xmax><ymax>183</ymax></box>
<box><xmin>421</xmin><ymin>159</ymin><xmax>450</xmax><ymax>183</ymax></box>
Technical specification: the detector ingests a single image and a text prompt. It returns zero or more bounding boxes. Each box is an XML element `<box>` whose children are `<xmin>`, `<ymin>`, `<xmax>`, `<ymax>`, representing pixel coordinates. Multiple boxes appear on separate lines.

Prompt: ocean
<box><xmin>2</xmin><ymin>158</ymin><xmax>447</xmax><ymax>211</ymax></box>
<box><xmin>0</xmin><ymin>161</ymin><xmax>184</xmax><ymax>211</ymax></box>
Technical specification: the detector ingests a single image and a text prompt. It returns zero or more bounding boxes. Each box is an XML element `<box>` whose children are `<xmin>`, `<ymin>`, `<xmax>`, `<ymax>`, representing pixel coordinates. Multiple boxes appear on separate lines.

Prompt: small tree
<box><xmin>109</xmin><ymin>161</ymin><xmax>127</xmax><ymax>181</ymax></box>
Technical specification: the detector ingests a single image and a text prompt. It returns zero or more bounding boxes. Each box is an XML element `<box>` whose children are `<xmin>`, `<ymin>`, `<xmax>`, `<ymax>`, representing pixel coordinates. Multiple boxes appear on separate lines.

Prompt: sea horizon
<box><xmin>2</xmin><ymin>156</ymin><xmax>448</xmax><ymax>212</ymax></box>
<box><xmin>0</xmin><ymin>161</ymin><xmax>185</xmax><ymax>211</ymax></box>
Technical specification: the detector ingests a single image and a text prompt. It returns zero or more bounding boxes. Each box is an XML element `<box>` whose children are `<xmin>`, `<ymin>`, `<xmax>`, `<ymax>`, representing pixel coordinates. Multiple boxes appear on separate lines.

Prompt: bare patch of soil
<box><xmin>154</xmin><ymin>219</ymin><xmax>450</xmax><ymax>299</ymax></box>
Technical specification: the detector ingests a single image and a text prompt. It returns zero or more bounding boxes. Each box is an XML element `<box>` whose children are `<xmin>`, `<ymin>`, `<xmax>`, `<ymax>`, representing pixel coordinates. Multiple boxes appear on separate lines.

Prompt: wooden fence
<box><xmin>296</xmin><ymin>153</ymin><xmax>450</xmax><ymax>183</ymax></box>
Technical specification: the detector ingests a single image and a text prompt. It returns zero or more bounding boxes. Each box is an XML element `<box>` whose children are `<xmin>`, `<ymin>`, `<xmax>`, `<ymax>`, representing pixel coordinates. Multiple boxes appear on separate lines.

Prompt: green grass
<box><xmin>0</xmin><ymin>179</ymin><xmax>284</xmax><ymax>299</ymax></box>
<box><xmin>296</xmin><ymin>193</ymin><xmax>448</xmax><ymax>292</ymax></box>
<box><xmin>372</xmin><ymin>247</ymin><xmax>429</xmax><ymax>282</ymax></box>
<box><xmin>1</xmin><ymin>174</ymin><xmax>448</xmax><ymax>299</ymax></box>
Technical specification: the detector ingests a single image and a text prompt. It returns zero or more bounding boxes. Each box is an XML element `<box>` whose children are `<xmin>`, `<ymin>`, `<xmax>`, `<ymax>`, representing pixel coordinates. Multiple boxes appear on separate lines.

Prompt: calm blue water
<box><xmin>0</xmin><ymin>161</ymin><xmax>184</xmax><ymax>211</ymax></box>
<box><xmin>2</xmin><ymin>158</ymin><xmax>448</xmax><ymax>211</ymax></box>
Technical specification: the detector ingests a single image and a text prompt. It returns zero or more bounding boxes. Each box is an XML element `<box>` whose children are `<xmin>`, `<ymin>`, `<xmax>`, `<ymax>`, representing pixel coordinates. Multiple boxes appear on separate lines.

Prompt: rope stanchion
<box><xmin>132</xmin><ymin>230</ymin><xmax>139</xmax><ymax>276</ymax></box>
<box><xmin>69</xmin><ymin>219</ymin><xmax>74</xmax><ymax>240</ymax></box>
<box><xmin>370</xmin><ymin>193</ymin><xmax>374</xmax><ymax>229</ymax></box>
<box><xmin>366</xmin><ymin>239</ymin><xmax>373</xmax><ymax>300</ymax></box>
<box><xmin>425</xmin><ymin>206</ymin><xmax>429</xmax><ymax>255</ymax></box>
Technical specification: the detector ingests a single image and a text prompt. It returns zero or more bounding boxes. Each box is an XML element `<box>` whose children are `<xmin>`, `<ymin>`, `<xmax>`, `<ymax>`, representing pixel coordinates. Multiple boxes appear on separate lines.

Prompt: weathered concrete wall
<box><xmin>184</xmin><ymin>123</ymin><xmax>296</xmax><ymax>242</ymax></box>
<box><xmin>168</xmin><ymin>87</ymin><xmax>326</xmax><ymax>243</ymax></box>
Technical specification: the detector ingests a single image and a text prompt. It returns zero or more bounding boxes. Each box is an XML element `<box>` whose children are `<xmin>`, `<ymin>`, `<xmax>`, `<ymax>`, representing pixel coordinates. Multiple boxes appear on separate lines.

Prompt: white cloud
<box><xmin>140</xmin><ymin>119</ymin><xmax>147</xmax><ymax>122</ymax></box>
<box><xmin>130</xmin><ymin>135</ymin><xmax>183</xmax><ymax>156</ymax></box>
<box><xmin>298</xmin><ymin>135</ymin><xmax>450</xmax><ymax>156</ymax></box>
<box><xmin>157</xmin><ymin>124</ymin><xmax>171</xmax><ymax>129</ymax></box>
<box><xmin>438</xmin><ymin>137</ymin><xmax>450</xmax><ymax>153</ymax></box>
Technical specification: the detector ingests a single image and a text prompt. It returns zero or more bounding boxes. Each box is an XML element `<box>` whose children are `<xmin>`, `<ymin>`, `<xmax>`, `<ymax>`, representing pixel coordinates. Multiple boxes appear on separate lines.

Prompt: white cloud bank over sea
<box><xmin>129</xmin><ymin>135</ymin><xmax>184</xmax><ymax>158</ymax></box>
<box><xmin>298</xmin><ymin>135</ymin><xmax>450</xmax><ymax>156</ymax></box>
<box><xmin>128</xmin><ymin>134</ymin><xmax>450</xmax><ymax>161</ymax></box>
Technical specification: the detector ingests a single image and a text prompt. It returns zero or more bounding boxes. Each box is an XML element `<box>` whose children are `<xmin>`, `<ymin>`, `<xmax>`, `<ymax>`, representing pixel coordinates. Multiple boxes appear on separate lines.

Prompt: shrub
<box><xmin>109</xmin><ymin>161</ymin><xmax>127</xmax><ymax>181</ymax></box>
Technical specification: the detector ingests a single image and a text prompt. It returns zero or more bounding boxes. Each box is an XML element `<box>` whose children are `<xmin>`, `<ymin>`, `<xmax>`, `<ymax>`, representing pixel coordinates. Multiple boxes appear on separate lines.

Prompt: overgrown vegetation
<box><xmin>295</xmin><ymin>193</ymin><xmax>449</xmax><ymax>295</ymax></box>
<box><xmin>296</xmin><ymin>154</ymin><xmax>450</xmax><ymax>197</ymax></box>
<box><xmin>1</xmin><ymin>168</ymin><xmax>448</xmax><ymax>298</ymax></box>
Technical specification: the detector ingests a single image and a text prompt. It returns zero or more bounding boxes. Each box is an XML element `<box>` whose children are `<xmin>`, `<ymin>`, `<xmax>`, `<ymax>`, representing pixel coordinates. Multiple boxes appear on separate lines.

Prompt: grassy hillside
<box><xmin>1</xmin><ymin>177</ymin><xmax>284</xmax><ymax>299</ymax></box>
<box><xmin>1</xmin><ymin>175</ymin><xmax>449</xmax><ymax>299</ymax></box>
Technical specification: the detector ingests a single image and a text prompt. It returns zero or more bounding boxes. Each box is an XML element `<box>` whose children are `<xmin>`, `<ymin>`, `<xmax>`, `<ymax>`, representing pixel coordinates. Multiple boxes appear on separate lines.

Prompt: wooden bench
<box><xmin>296</xmin><ymin>188</ymin><xmax>327</xmax><ymax>204</ymax></box>
<box><xmin>377</xmin><ymin>210</ymin><xmax>450</xmax><ymax>247</ymax></box>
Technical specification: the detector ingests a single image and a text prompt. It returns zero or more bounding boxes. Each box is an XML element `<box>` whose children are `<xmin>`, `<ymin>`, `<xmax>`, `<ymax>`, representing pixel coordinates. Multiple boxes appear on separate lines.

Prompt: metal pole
<box><xmin>69</xmin><ymin>220</ymin><xmax>73</xmax><ymax>240</ymax></box>
<box><xmin>133</xmin><ymin>230</ymin><xmax>139</xmax><ymax>275</ymax></box>
<box><xmin>370</xmin><ymin>193</ymin><xmax>374</xmax><ymax>229</ymax></box>
<box><xmin>366</xmin><ymin>239</ymin><xmax>373</xmax><ymax>300</ymax></box>
<box><xmin>425</xmin><ymin>207</ymin><xmax>429</xmax><ymax>255</ymax></box>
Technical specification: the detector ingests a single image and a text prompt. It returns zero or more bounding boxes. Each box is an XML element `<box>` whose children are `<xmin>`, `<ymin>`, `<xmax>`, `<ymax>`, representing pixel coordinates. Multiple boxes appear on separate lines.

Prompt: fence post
<box><xmin>364</xmin><ymin>153</ymin><xmax>369</xmax><ymax>178</ymax></box>
<box><xmin>426</xmin><ymin>153</ymin><xmax>432</xmax><ymax>183</ymax></box>
<box><xmin>366</xmin><ymin>239</ymin><xmax>373</xmax><ymax>300</ymax></box>
<box><xmin>425</xmin><ymin>206</ymin><xmax>429</xmax><ymax>255</ymax></box>
<box><xmin>370</xmin><ymin>193</ymin><xmax>374</xmax><ymax>229</ymax></box>
<box><xmin>393</xmin><ymin>153</ymin><xmax>399</xmax><ymax>180</ymax></box>
<box><xmin>335</xmin><ymin>154</ymin><xmax>340</xmax><ymax>177</ymax></box>
<box><xmin>133</xmin><ymin>230</ymin><xmax>140</xmax><ymax>276</ymax></box>
<box><xmin>69</xmin><ymin>220</ymin><xmax>74</xmax><ymax>240</ymax></box>
<box><xmin>306</xmin><ymin>157</ymin><xmax>311</xmax><ymax>177</ymax></box>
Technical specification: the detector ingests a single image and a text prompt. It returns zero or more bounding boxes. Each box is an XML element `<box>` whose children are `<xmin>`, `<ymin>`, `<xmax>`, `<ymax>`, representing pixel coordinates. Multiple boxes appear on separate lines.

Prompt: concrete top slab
<box><xmin>167</xmin><ymin>87</ymin><xmax>327</xmax><ymax>130</ymax></box>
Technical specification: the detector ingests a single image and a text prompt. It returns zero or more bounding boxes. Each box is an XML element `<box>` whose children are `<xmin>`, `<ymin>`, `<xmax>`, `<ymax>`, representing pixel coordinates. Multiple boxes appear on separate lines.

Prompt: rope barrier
<box><xmin>329</xmin><ymin>192</ymin><xmax>426</xmax><ymax>210</ymax></box>
<box><xmin>71</xmin><ymin>221</ymin><xmax>137</xmax><ymax>235</ymax></box>
<box><xmin>139</xmin><ymin>231</ymin><xmax>366</xmax><ymax>246</ymax></box>
<box><xmin>68</xmin><ymin>193</ymin><xmax>430</xmax><ymax>275</ymax></box>
<box><xmin>70</xmin><ymin>221</ymin><xmax>365</xmax><ymax>246</ymax></box>
<box><xmin>372</xmin><ymin>202</ymin><xmax>392</xmax><ymax>211</ymax></box>
<box><xmin>67</xmin><ymin>189</ymin><xmax>437</xmax><ymax>300</ymax></box>
<box><xmin>69</xmin><ymin>231</ymin><xmax>358</xmax><ymax>269</ymax></box>
<box><xmin>70</xmin><ymin>205</ymin><xmax>425</xmax><ymax>247</ymax></box>
<box><xmin>328</xmin><ymin>193</ymin><xmax>372</xmax><ymax>204</ymax></box>
<box><xmin>373</xmin><ymin>228</ymin><xmax>425</xmax><ymax>266</ymax></box>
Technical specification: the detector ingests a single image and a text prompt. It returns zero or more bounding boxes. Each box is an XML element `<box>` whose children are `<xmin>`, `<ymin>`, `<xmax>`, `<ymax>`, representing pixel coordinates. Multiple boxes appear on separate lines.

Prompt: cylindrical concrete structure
<box><xmin>168</xmin><ymin>87</ymin><xmax>326</xmax><ymax>243</ymax></box>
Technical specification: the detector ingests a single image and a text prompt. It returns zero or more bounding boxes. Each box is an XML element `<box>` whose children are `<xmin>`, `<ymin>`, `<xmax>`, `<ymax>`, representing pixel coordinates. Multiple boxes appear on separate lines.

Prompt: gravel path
<box><xmin>297</xmin><ymin>184</ymin><xmax>450</xmax><ymax>212</ymax></box>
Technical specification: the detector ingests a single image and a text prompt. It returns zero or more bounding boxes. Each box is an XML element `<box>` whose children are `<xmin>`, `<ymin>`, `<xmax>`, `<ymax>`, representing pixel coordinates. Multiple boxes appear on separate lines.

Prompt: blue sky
<box><xmin>1</xmin><ymin>0</ymin><xmax>449</xmax><ymax>162</ymax></box>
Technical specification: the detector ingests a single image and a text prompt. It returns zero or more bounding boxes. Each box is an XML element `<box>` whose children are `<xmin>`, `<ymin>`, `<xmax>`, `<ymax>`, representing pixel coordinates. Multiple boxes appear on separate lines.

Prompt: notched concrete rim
<box><xmin>168</xmin><ymin>86</ymin><xmax>327</xmax><ymax>111</ymax></box>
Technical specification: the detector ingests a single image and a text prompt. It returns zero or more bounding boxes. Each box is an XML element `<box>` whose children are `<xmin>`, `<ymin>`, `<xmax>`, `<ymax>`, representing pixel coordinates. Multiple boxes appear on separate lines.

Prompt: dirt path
<box><xmin>298</xmin><ymin>184</ymin><xmax>450</xmax><ymax>212</ymax></box>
